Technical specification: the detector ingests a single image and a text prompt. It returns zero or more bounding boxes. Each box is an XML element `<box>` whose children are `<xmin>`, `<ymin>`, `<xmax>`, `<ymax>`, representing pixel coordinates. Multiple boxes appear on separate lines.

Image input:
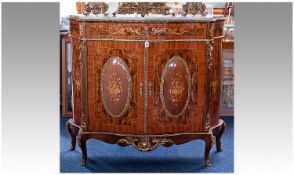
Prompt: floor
<box><xmin>60</xmin><ymin>116</ymin><xmax>234</xmax><ymax>173</ymax></box>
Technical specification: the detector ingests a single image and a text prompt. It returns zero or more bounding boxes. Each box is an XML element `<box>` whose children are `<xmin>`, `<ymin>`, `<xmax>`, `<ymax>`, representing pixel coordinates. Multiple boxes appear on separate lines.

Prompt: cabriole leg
<box><xmin>204</xmin><ymin>134</ymin><xmax>215</xmax><ymax>166</ymax></box>
<box><xmin>216</xmin><ymin>122</ymin><xmax>227</xmax><ymax>152</ymax></box>
<box><xmin>77</xmin><ymin>130</ymin><xmax>87</xmax><ymax>167</ymax></box>
<box><xmin>66</xmin><ymin>119</ymin><xmax>76</xmax><ymax>151</ymax></box>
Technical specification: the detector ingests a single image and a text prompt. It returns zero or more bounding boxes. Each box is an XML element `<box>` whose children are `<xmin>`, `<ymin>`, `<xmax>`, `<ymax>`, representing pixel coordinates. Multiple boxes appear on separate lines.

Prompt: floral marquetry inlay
<box><xmin>169</xmin><ymin>71</ymin><xmax>185</xmax><ymax>104</ymax></box>
<box><xmin>160</xmin><ymin>55</ymin><xmax>191</xmax><ymax>117</ymax></box>
<box><xmin>100</xmin><ymin>56</ymin><xmax>132</xmax><ymax>118</ymax></box>
<box><xmin>86</xmin><ymin>23</ymin><xmax>206</xmax><ymax>38</ymax></box>
<box><xmin>150</xmin><ymin>27</ymin><xmax>205</xmax><ymax>36</ymax></box>
<box><xmin>107</xmin><ymin>73</ymin><xmax>123</xmax><ymax>103</ymax></box>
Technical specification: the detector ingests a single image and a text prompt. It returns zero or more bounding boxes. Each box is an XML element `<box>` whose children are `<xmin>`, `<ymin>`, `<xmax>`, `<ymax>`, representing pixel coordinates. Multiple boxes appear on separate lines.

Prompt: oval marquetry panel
<box><xmin>100</xmin><ymin>56</ymin><xmax>132</xmax><ymax>118</ymax></box>
<box><xmin>160</xmin><ymin>56</ymin><xmax>191</xmax><ymax>117</ymax></box>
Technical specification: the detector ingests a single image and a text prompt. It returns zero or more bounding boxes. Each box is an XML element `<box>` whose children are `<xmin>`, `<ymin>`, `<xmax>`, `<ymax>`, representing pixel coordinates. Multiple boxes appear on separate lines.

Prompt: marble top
<box><xmin>69</xmin><ymin>14</ymin><xmax>225</xmax><ymax>23</ymax></box>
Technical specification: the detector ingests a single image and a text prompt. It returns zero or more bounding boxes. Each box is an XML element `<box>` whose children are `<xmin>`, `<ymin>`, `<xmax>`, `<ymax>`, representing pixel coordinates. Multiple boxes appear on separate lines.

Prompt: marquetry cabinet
<box><xmin>66</xmin><ymin>15</ymin><xmax>226</xmax><ymax>167</ymax></box>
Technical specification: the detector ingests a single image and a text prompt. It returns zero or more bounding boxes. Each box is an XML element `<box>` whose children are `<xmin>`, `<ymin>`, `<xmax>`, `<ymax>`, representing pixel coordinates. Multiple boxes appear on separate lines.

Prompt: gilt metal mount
<box><xmin>82</xmin><ymin>2</ymin><xmax>208</xmax><ymax>17</ymax></box>
<box><xmin>83</xmin><ymin>2</ymin><xmax>109</xmax><ymax>16</ymax></box>
<box><xmin>118</xmin><ymin>136</ymin><xmax>174</xmax><ymax>152</ymax></box>
<box><xmin>182</xmin><ymin>2</ymin><xmax>207</xmax><ymax>16</ymax></box>
<box><xmin>113</xmin><ymin>2</ymin><xmax>171</xmax><ymax>17</ymax></box>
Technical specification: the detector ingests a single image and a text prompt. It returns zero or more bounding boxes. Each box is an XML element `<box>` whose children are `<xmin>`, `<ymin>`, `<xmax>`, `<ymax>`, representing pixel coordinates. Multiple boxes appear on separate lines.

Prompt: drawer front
<box><xmin>85</xmin><ymin>22</ymin><xmax>208</xmax><ymax>40</ymax></box>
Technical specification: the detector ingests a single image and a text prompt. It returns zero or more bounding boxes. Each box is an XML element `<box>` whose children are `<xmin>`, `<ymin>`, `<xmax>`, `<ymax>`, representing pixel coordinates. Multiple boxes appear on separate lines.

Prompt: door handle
<box><xmin>139</xmin><ymin>82</ymin><xmax>143</xmax><ymax>97</ymax></box>
<box><xmin>149</xmin><ymin>82</ymin><xmax>152</xmax><ymax>96</ymax></box>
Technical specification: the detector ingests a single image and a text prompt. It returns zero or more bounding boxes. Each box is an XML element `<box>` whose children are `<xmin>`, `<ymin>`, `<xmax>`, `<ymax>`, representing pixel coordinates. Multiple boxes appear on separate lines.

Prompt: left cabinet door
<box><xmin>86</xmin><ymin>41</ymin><xmax>145</xmax><ymax>134</ymax></box>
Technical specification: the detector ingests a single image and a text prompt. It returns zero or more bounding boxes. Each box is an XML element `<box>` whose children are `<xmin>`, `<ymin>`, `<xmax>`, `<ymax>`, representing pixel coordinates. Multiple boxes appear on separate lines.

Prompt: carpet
<box><xmin>60</xmin><ymin>116</ymin><xmax>234</xmax><ymax>173</ymax></box>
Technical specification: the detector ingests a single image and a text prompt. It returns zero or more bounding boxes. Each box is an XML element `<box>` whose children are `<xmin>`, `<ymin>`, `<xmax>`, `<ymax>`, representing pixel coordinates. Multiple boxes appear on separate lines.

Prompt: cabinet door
<box><xmin>87</xmin><ymin>41</ymin><xmax>145</xmax><ymax>134</ymax></box>
<box><xmin>147</xmin><ymin>42</ymin><xmax>206</xmax><ymax>134</ymax></box>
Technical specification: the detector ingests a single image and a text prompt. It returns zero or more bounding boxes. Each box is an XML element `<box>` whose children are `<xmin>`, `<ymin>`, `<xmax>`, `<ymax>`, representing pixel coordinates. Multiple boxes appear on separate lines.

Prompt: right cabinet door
<box><xmin>147</xmin><ymin>42</ymin><xmax>207</xmax><ymax>134</ymax></box>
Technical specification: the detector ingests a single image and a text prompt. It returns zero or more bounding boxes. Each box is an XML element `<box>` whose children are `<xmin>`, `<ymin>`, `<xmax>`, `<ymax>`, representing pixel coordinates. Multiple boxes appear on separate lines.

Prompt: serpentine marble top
<box><xmin>69</xmin><ymin>14</ymin><xmax>225</xmax><ymax>23</ymax></box>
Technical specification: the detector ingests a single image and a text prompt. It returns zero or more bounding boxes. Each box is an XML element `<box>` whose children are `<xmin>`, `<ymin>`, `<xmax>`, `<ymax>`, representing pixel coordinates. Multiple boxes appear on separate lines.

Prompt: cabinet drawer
<box><xmin>85</xmin><ymin>22</ymin><xmax>208</xmax><ymax>40</ymax></box>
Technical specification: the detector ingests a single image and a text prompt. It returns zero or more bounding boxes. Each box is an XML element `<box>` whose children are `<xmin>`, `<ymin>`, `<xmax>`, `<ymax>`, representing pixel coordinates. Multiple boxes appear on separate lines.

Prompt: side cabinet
<box><xmin>67</xmin><ymin>16</ymin><xmax>227</xmax><ymax>167</ymax></box>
